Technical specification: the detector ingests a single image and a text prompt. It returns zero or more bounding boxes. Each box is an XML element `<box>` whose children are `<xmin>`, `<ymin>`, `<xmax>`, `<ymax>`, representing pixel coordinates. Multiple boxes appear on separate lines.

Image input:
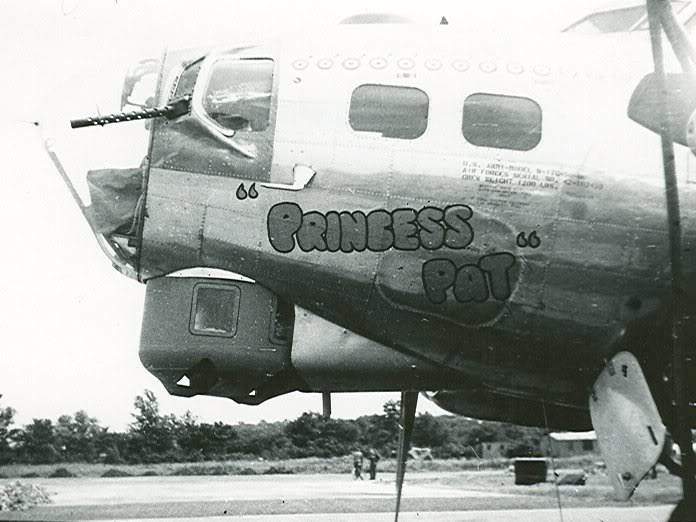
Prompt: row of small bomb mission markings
<box><xmin>291</xmin><ymin>57</ymin><xmax>561</xmax><ymax>77</ymax></box>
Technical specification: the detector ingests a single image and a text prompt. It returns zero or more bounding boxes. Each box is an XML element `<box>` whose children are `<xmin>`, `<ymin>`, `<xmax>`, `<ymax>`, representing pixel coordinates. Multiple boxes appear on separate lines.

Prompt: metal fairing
<box><xmin>139</xmin><ymin>27</ymin><xmax>696</xmax><ymax>420</ymax></box>
<box><xmin>291</xmin><ymin>307</ymin><xmax>463</xmax><ymax>391</ymax></box>
<box><xmin>427</xmin><ymin>389</ymin><xmax>591</xmax><ymax>431</ymax></box>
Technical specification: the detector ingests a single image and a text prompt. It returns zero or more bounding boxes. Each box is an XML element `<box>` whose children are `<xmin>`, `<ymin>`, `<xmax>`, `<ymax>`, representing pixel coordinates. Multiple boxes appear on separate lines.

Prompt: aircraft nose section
<box><xmin>38</xmin><ymin>54</ymin><xmax>161</xmax><ymax>279</ymax></box>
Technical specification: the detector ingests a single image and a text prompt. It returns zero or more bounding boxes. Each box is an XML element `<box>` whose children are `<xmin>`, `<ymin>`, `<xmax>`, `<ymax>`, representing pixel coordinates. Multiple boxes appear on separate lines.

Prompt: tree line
<box><xmin>0</xmin><ymin>391</ymin><xmax>545</xmax><ymax>465</ymax></box>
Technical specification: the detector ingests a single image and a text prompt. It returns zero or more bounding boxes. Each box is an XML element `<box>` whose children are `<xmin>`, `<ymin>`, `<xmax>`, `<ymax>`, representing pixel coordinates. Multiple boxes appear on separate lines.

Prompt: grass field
<box><xmin>0</xmin><ymin>456</ymin><xmax>601</xmax><ymax>479</ymax></box>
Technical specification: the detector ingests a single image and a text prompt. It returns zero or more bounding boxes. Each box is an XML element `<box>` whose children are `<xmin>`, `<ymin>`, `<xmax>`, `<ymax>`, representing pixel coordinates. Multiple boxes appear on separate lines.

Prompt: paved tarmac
<box><xmin>11</xmin><ymin>474</ymin><xmax>500</xmax><ymax>505</ymax></box>
<box><xmin>0</xmin><ymin>473</ymin><xmax>676</xmax><ymax>521</ymax></box>
<box><xmin>84</xmin><ymin>506</ymin><xmax>675</xmax><ymax>522</ymax></box>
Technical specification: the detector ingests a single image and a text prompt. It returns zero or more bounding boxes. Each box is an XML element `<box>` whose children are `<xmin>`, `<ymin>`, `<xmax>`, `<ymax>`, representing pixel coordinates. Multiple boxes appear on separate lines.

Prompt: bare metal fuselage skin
<box><xmin>69</xmin><ymin>27</ymin><xmax>696</xmax><ymax>429</ymax></box>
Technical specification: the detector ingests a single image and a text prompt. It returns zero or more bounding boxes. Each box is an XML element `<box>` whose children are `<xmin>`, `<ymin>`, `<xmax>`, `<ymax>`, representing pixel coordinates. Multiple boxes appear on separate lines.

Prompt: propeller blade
<box><xmin>394</xmin><ymin>391</ymin><xmax>418</xmax><ymax>522</ymax></box>
<box><xmin>645</xmin><ymin>0</ymin><xmax>696</xmax><ymax>510</ymax></box>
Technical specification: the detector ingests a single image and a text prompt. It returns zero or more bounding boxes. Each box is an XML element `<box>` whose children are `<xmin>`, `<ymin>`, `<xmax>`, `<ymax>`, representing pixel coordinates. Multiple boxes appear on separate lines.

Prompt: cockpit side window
<box><xmin>173</xmin><ymin>58</ymin><xmax>204</xmax><ymax>99</ymax></box>
<box><xmin>462</xmin><ymin>93</ymin><xmax>541</xmax><ymax>151</ymax></box>
<box><xmin>563</xmin><ymin>6</ymin><xmax>646</xmax><ymax>33</ymax></box>
<box><xmin>202</xmin><ymin>58</ymin><xmax>273</xmax><ymax>132</ymax></box>
<box><xmin>349</xmin><ymin>84</ymin><xmax>429</xmax><ymax>139</ymax></box>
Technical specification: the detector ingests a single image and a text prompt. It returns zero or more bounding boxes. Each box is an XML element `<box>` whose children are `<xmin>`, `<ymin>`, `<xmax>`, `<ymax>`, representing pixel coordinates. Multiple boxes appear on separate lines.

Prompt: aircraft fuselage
<box><xmin>49</xmin><ymin>26</ymin><xmax>696</xmax><ymax>429</ymax></box>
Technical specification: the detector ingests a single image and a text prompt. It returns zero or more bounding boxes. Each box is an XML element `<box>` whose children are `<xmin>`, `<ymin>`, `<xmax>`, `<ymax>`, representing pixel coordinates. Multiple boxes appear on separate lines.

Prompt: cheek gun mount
<box><xmin>70</xmin><ymin>96</ymin><xmax>191</xmax><ymax>129</ymax></box>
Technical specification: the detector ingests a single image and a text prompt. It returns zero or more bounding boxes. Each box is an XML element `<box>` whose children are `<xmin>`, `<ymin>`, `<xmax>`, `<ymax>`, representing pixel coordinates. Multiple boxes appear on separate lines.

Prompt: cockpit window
<box><xmin>462</xmin><ymin>93</ymin><xmax>541</xmax><ymax>151</ymax></box>
<box><xmin>202</xmin><ymin>58</ymin><xmax>273</xmax><ymax>132</ymax></box>
<box><xmin>349</xmin><ymin>84</ymin><xmax>429</xmax><ymax>139</ymax></box>
<box><xmin>564</xmin><ymin>6</ymin><xmax>646</xmax><ymax>33</ymax></box>
<box><xmin>174</xmin><ymin>58</ymin><xmax>204</xmax><ymax>99</ymax></box>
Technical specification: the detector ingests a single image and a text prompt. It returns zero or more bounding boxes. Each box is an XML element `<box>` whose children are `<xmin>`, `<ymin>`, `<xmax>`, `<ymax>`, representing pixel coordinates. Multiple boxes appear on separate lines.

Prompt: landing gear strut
<box><xmin>394</xmin><ymin>391</ymin><xmax>418</xmax><ymax>522</ymax></box>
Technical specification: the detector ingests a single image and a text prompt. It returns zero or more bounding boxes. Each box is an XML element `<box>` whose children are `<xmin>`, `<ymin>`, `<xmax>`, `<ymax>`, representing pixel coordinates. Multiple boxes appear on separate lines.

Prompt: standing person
<box><xmin>352</xmin><ymin>449</ymin><xmax>364</xmax><ymax>480</ymax></box>
<box><xmin>367</xmin><ymin>448</ymin><xmax>381</xmax><ymax>480</ymax></box>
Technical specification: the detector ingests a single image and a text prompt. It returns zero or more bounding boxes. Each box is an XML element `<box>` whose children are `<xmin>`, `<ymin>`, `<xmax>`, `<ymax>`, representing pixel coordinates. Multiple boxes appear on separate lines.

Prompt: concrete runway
<box><xmin>0</xmin><ymin>473</ymin><xmax>676</xmax><ymax>521</ymax></box>
<box><xmin>83</xmin><ymin>507</ymin><xmax>675</xmax><ymax>522</ymax></box>
<box><xmin>14</xmin><ymin>474</ymin><xmax>496</xmax><ymax>505</ymax></box>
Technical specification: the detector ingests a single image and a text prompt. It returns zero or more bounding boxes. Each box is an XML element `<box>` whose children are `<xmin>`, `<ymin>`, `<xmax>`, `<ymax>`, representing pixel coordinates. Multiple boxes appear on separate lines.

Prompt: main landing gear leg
<box><xmin>394</xmin><ymin>391</ymin><xmax>418</xmax><ymax>522</ymax></box>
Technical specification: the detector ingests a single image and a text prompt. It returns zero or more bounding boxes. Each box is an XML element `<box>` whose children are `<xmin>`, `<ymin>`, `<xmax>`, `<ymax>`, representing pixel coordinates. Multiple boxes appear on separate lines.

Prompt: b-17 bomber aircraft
<box><xmin>37</xmin><ymin>1</ymin><xmax>696</xmax><ymax>519</ymax></box>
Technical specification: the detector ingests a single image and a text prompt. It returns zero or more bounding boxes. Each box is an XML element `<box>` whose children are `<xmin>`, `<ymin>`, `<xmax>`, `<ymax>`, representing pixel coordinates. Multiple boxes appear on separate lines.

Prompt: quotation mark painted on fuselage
<box><xmin>236</xmin><ymin>183</ymin><xmax>258</xmax><ymax>201</ymax></box>
<box><xmin>515</xmin><ymin>231</ymin><xmax>540</xmax><ymax>248</ymax></box>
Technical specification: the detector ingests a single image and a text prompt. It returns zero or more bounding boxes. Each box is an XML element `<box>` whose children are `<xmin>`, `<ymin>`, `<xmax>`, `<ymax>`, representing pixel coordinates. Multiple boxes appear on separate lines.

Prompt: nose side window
<box><xmin>190</xmin><ymin>283</ymin><xmax>241</xmax><ymax>337</ymax></box>
<box><xmin>202</xmin><ymin>59</ymin><xmax>274</xmax><ymax>132</ymax></box>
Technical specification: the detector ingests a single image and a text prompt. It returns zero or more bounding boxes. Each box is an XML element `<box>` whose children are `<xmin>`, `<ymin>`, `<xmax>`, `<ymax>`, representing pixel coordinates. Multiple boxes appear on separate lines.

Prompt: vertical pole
<box><xmin>322</xmin><ymin>392</ymin><xmax>332</xmax><ymax>419</ymax></box>
<box><xmin>646</xmin><ymin>0</ymin><xmax>696</xmax><ymax>503</ymax></box>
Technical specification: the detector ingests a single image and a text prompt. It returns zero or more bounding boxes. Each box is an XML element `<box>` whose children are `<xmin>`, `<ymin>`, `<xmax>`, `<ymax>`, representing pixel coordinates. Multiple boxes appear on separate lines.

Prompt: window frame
<box><xmin>172</xmin><ymin>57</ymin><xmax>205</xmax><ymax>100</ymax></box>
<box><xmin>348</xmin><ymin>83</ymin><xmax>430</xmax><ymax>140</ymax></box>
<box><xmin>193</xmin><ymin>56</ymin><xmax>275</xmax><ymax>138</ymax></box>
<box><xmin>189</xmin><ymin>282</ymin><xmax>241</xmax><ymax>338</ymax></box>
<box><xmin>461</xmin><ymin>92</ymin><xmax>542</xmax><ymax>152</ymax></box>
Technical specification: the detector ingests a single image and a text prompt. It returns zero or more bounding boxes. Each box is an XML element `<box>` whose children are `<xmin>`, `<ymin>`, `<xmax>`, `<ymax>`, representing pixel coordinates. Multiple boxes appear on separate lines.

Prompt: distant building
<box><xmin>480</xmin><ymin>441</ymin><xmax>509</xmax><ymax>460</ymax></box>
<box><xmin>408</xmin><ymin>447</ymin><xmax>433</xmax><ymax>461</ymax></box>
<box><xmin>548</xmin><ymin>431</ymin><xmax>599</xmax><ymax>457</ymax></box>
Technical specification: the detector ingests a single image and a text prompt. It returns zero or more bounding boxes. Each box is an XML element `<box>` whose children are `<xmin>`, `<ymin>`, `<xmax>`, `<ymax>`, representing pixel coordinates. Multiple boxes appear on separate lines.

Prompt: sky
<box><xmin>0</xmin><ymin>0</ymin><xmax>611</xmax><ymax>431</ymax></box>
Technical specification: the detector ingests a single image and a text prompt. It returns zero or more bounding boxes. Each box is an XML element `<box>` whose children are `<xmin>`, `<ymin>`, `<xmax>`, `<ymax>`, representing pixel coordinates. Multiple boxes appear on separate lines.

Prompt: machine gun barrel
<box><xmin>70</xmin><ymin>96</ymin><xmax>190</xmax><ymax>129</ymax></box>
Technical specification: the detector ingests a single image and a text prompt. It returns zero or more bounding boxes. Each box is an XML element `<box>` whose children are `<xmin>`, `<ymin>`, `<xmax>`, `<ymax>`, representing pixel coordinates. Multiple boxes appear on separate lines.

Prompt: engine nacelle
<box><xmin>426</xmin><ymin>389</ymin><xmax>591</xmax><ymax>431</ymax></box>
